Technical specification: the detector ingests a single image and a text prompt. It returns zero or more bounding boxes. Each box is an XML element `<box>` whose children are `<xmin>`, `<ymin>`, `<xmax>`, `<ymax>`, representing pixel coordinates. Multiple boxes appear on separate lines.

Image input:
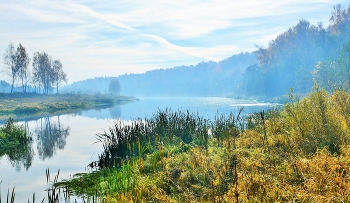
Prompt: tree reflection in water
<box><xmin>7</xmin><ymin>143</ymin><xmax>34</xmax><ymax>171</ymax></box>
<box><xmin>109</xmin><ymin>106</ymin><xmax>121</xmax><ymax>119</ymax></box>
<box><xmin>3</xmin><ymin>121</ymin><xmax>34</xmax><ymax>172</ymax></box>
<box><xmin>35</xmin><ymin>116</ymin><xmax>70</xmax><ymax>160</ymax></box>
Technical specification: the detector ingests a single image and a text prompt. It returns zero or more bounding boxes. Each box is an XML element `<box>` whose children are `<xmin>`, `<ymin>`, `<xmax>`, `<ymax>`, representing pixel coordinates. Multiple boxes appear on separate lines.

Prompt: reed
<box><xmin>94</xmin><ymin>108</ymin><xmax>226</xmax><ymax>169</ymax></box>
<box><xmin>211</xmin><ymin>108</ymin><xmax>243</xmax><ymax>148</ymax></box>
<box><xmin>50</xmin><ymin>108</ymin><xmax>245</xmax><ymax>201</ymax></box>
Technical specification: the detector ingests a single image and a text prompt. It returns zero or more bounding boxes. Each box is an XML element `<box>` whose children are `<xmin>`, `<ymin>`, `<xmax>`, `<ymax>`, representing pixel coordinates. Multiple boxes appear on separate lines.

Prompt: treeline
<box><xmin>1</xmin><ymin>43</ymin><xmax>67</xmax><ymax>95</ymax></box>
<box><xmin>119</xmin><ymin>52</ymin><xmax>256</xmax><ymax>97</ymax></box>
<box><xmin>118</xmin><ymin>4</ymin><xmax>350</xmax><ymax>99</ymax></box>
<box><xmin>242</xmin><ymin>4</ymin><xmax>350</xmax><ymax>98</ymax></box>
<box><xmin>60</xmin><ymin>76</ymin><xmax>120</xmax><ymax>95</ymax></box>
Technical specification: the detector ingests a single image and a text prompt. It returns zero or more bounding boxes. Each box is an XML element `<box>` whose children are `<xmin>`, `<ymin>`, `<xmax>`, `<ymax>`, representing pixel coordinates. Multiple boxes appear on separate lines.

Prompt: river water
<box><xmin>0</xmin><ymin>97</ymin><xmax>280</xmax><ymax>202</ymax></box>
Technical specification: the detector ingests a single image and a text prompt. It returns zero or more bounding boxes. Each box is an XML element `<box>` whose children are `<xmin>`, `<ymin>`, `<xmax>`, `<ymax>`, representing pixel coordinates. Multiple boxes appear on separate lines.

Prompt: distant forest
<box><xmin>3</xmin><ymin>4</ymin><xmax>350</xmax><ymax>99</ymax></box>
<box><xmin>60</xmin><ymin>77</ymin><xmax>118</xmax><ymax>94</ymax></box>
<box><xmin>119</xmin><ymin>52</ymin><xmax>256</xmax><ymax>97</ymax></box>
<box><xmin>118</xmin><ymin>4</ymin><xmax>350</xmax><ymax>98</ymax></box>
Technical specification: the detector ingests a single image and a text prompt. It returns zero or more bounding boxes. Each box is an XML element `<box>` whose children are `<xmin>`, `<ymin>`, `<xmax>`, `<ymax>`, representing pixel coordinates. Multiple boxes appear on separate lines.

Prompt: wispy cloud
<box><xmin>64</xmin><ymin>2</ymin><xmax>220</xmax><ymax>60</ymax></box>
<box><xmin>0</xmin><ymin>0</ymin><xmax>348</xmax><ymax>82</ymax></box>
<box><xmin>67</xmin><ymin>2</ymin><xmax>137</xmax><ymax>32</ymax></box>
<box><xmin>1</xmin><ymin>2</ymin><xmax>81</xmax><ymax>23</ymax></box>
<box><xmin>142</xmin><ymin>34</ymin><xmax>219</xmax><ymax>61</ymax></box>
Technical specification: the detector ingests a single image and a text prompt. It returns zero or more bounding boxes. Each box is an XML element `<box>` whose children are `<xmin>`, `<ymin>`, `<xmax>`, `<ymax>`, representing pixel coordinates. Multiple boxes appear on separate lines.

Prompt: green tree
<box><xmin>252</xmin><ymin>19</ymin><xmax>328</xmax><ymax>96</ymax></box>
<box><xmin>239</xmin><ymin>64</ymin><xmax>264</xmax><ymax>96</ymax></box>
<box><xmin>109</xmin><ymin>78</ymin><xmax>120</xmax><ymax>95</ymax></box>
<box><xmin>314</xmin><ymin>40</ymin><xmax>350</xmax><ymax>89</ymax></box>
<box><xmin>337</xmin><ymin>41</ymin><xmax>350</xmax><ymax>76</ymax></box>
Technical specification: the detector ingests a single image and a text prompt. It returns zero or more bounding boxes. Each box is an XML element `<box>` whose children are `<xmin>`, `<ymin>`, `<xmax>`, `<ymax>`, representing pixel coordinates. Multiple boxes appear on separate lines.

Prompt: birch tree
<box><xmin>52</xmin><ymin>59</ymin><xmax>67</xmax><ymax>94</ymax></box>
<box><xmin>3</xmin><ymin>43</ymin><xmax>18</xmax><ymax>93</ymax></box>
<box><xmin>32</xmin><ymin>51</ymin><xmax>52</xmax><ymax>94</ymax></box>
<box><xmin>15</xmin><ymin>43</ymin><xmax>30</xmax><ymax>94</ymax></box>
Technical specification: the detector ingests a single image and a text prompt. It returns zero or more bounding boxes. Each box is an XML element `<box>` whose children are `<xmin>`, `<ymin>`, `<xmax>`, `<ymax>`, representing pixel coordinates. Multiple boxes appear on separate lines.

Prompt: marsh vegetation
<box><xmin>3</xmin><ymin>3</ymin><xmax>350</xmax><ymax>202</ymax></box>
<box><xmin>2</xmin><ymin>87</ymin><xmax>350</xmax><ymax>202</ymax></box>
<box><xmin>46</xmin><ymin>85</ymin><xmax>350</xmax><ymax>202</ymax></box>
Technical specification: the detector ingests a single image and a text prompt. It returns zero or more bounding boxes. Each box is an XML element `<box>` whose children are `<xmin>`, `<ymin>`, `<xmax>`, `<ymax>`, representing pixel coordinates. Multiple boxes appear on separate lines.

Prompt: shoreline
<box><xmin>0</xmin><ymin>92</ymin><xmax>137</xmax><ymax>122</ymax></box>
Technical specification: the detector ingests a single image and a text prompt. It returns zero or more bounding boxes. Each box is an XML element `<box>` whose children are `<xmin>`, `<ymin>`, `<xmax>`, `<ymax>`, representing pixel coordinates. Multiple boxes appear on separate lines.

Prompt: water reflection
<box><xmin>80</xmin><ymin>105</ymin><xmax>121</xmax><ymax>120</ymax></box>
<box><xmin>0</xmin><ymin>98</ymin><xmax>279</xmax><ymax>172</ymax></box>
<box><xmin>109</xmin><ymin>106</ymin><xmax>121</xmax><ymax>119</ymax></box>
<box><xmin>0</xmin><ymin>121</ymin><xmax>34</xmax><ymax>172</ymax></box>
<box><xmin>6</xmin><ymin>140</ymin><xmax>34</xmax><ymax>172</ymax></box>
<box><xmin>34</xmin><ymin>116</ymin><xmax>70</xmax><ymax>160</ymax></box>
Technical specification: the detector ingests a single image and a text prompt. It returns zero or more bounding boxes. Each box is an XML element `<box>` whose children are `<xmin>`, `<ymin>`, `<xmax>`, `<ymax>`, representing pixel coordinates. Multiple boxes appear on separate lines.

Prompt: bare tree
<box><xmin>52</xmin><ymin>59</ymin><xmax>67</xmax><ymax>94</ymax></box>
<box><xmin>3</xmin><ymin>43</ymin><xmax>18</xmax><ymax>93</ymax></box>
<box><xmin>15</xmin><ymin>43</ymin><xmax>30</xmax><ymax>94</ymax></box>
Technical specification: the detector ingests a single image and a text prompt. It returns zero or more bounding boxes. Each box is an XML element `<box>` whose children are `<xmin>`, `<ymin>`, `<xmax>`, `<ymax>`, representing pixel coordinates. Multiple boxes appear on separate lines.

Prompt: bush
<box><xmin>0</xmin><ymin>118</ymin><xmax>30</xmax><ymax>156</ymax></box>
<box><xmin>13</xmin><ymin>106</ymin><xmax>41</xmax><ymax>115</ymax></box>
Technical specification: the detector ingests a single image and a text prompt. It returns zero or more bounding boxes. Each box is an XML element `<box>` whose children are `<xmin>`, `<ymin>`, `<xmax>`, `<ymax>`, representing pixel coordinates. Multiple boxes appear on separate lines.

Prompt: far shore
<box><xmin>0</xmin><ymin>92</ymin><xmax>137</xmax><ymax>122</ymax></box>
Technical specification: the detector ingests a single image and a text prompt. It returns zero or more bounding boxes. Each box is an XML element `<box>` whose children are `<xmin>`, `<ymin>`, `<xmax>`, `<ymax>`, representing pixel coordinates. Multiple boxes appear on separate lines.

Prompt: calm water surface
<box><xmin>0</xmin><ymin>97</ymin><xmax>280</xmax><ymax>202</ymax></box>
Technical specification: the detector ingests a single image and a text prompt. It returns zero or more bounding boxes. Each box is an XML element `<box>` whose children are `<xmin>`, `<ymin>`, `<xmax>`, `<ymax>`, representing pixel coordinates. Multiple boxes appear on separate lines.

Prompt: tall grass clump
<box><xmin>212</xmin><ymin>108</ymin><xmax>244</xmax><ymax>147</ymax></box>
<box><xmin>283</xmin><ymin>85</ymin><xmax>349</xmax><ymax>155</ymax></box>
<box><xmin>95</xmin><ymin>108</ymin><xmax>218</xmax><ymax>168</ymax></box>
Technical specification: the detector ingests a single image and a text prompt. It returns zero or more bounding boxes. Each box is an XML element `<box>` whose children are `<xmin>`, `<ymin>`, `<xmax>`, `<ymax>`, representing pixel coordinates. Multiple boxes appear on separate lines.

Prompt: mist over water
<box><xmin>79</xmin><ymin>97</ymin><xmax>280</xmax><ymax>120</ymax></box>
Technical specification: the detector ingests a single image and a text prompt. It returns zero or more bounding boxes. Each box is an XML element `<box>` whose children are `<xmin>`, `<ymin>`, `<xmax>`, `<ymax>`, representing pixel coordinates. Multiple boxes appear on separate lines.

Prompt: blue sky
<box><xmin>0</xmin><ymin>0</ymin><xmax>349</xmax><ymax>83</ymax></box>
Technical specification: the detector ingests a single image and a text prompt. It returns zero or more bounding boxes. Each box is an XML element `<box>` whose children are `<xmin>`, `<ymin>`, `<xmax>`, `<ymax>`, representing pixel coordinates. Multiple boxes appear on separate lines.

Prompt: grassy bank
<box><xmin>55</xmin><ymin>86</ymin><xmax>350</xmax><ymax>202</ymax></box>
<box><xmin>0</xmin><ymin>92</ymin><xmax>136</xmax><ymax>120</ymax></box>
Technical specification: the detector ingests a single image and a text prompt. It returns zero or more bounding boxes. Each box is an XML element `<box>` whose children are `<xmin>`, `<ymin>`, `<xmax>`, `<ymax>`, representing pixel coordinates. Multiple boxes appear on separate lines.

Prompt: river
<box><xmin>0</xmin><ymin>97</ymin><xmax>281</xmax><ymax>202</ymax></box>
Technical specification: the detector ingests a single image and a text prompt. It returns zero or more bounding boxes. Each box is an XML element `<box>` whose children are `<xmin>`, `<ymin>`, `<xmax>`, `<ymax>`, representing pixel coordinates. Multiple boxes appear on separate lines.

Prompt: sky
<box><xmin>0</xmin><ymin>0</ymin><xmax>349</xmax><ymax>84</ymax></box>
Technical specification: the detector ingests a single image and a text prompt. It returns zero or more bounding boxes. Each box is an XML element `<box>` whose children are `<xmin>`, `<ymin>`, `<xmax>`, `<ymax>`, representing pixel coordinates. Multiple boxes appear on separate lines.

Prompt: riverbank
<box><xmin>57</xmin><ymin>87</ymin><xmax>350</xmax><ymax>202</ymax></box>
<box><xmin>0</xmin><ymin>92</ymin><xmax>137</xmax><ymax>121</ymax></box>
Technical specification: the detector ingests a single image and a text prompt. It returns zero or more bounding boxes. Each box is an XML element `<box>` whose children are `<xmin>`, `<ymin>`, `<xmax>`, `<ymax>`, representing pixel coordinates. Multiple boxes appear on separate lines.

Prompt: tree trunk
<box><xmin>11</xmin><ymin>74</ymin><xmax>15</xmax><ymax>93</ymax></box>
<box><xmin>21</xmin><ymin>73</ymin><xmax>24</xmax><ymax>93</ymax></box>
